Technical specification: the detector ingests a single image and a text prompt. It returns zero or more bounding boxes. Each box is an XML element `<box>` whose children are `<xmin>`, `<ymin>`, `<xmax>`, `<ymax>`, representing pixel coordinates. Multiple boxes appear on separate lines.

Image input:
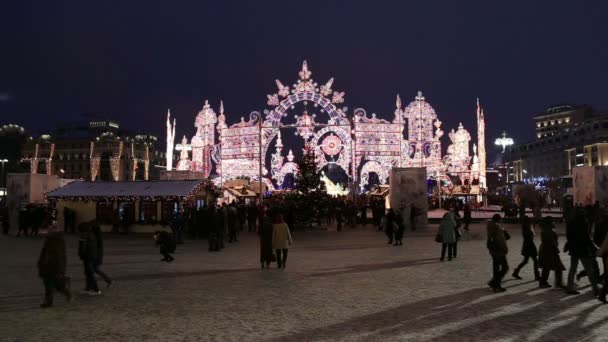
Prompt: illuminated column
<box><xmin>166</xmin><ymin>109</ymin><xmax>176</xmax><ymax>171</ymax></box>
<box><xmin>477</xmin><ymin>98</ymin><xmax>487</xmax><ymax>190</ymax></box>
<box><xmin>46</xmin><ymin>143</ymin><xmax>55</xmax><ymax>175</ymax></box>
<box><xmin>90</xmin><ymin>142</ymin><xmax>100</xmax><ymax>181</ymax></box>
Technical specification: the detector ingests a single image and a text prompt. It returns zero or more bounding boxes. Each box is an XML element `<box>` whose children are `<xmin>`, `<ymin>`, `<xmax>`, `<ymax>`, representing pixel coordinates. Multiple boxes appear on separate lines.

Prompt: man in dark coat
<box><xmin>78</xmin><ymin>223</ymin><xmax>100</xmax><ymax>294</ymax></box>
<box><xmin>258</xmin><ymin>214</ymin><xmax>274</xmax><ymax>268</ymax></box>
<box><xmin>538</xmin><ymin>217</ymin><xmax>565</xmax><ymax>288</ymax></box>
<box><xmin>486</xmin><ymin>214</ymin><xmax>509</xmax><ymax>292</ymax></box>
<box><xmin>91</xmin><ymin>223</ymin><xmax>112</xmax><ymax>288</ymax></box>
<box><xmin>227</xmin><ymin>204</ymin><xmax>238</xmax><ymax>243</ymax></box>
<box><xmin>38</xmin><ymin>224</ymin><xmax>72</xmax><ymax>307</ymax></box>
<box><xmin>154</xmin><ymin>230</ymin><xmax>176</xmax><ymax>262</ymax></box>
<box><xmin>565</xmin><ymin>209</ymin><xmax>600</xmax><ymax>296</ymax></box>
<box><xmin>512</xmin><ymin>216</ymin><xmax>540</xmax><ymax>280</ymax></box>
<box><xmin>462</xmin><ymin>204</ymin><xmax>472</xmax><ymax>231</ymax></box>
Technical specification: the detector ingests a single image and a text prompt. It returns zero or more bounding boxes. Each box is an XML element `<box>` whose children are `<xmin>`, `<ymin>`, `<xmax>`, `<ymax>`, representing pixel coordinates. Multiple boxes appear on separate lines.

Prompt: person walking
<box><xmin>538</xmin><ymin>217</ymin><xmax>565</xmax><ymax>288</ymax></box>
<box><xmin>463</xmin><ymin>204</ymin><xmax>472</xmax><ymax>231</ymax></box>
<box><xmin>38</xmin><ymin>223</ymin><xmax>72</xmax><ymax>308</ymax></box>
<box><xmin>258</xmin><ymin>212</ymin><xmax>274</xmax><ymax>269</ymax></box>
<box><xmin>486</xmin><ymin>214</ymin><xmax>509</xmax><ymax>292</ymax></box>
<box><xmin>596</xmin><ymin>232</ymin><xmax>608</xmax><ymax>303</ymax></box>
<box><xmin>91</xmin><ymin>223</ymin><xmax>112</xmax><ymax>288</ymax></box>
<box><xmin>382</xmin><ymin>209</ymin><xmax>396</xmax><ymax>244</ymax></box>
<box><xmin>439</xmin><ymin>212</ymin><xmax>457</xmax><ymax>261</ymax></box>
<box><xmin>452</xmin><ymin>207</ymin><xmax>462</xmax><ymax>258</ymax></box>
<box><xmin>512</xmin><ymin>216</ymin><xmax>540</xmax><ymax>280</ymax></box>
<box><xmin>271</xmin><ymin>210</ymin><xmax>292</xmax><ymax>269</ymax></box>
<box><xmin>565</xmin><ymin>208</ymin><xmax>601</xmax><ymax>296</ymax></box>
<box><xmin>154</xmin><ymin>230</ymin><xmax>176</xmax><ymax>262</ymax></box>
<box><xmin>78</xmin><ymin>223</ymin><xmax>101</xmax><ymax>295</ymax></box>
<box><xmin>228</xmin><ymin>203</ymin><xmax>238</xmax><ymax>243</ymax></box>
<box><xmin>208</xmin><ymin>206</ymin><xmax>219</xmax><ymax>252</ymax></box>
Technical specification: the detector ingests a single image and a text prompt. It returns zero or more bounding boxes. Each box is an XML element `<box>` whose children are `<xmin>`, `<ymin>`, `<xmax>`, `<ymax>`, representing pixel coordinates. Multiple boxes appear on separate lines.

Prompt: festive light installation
<box><xmin>144</xmin><ymin>145</ymin><xmax>150</xmax><ymax>181</ymax></box>
<box><xmin>176</xmin><ymin>135</ymin><xmax>193</xmax><ymax>171</ymax></box>
<box><xmin>495</xmin><ymin>131</ymin><xmax>514</xmax><ymax>153</ymax></box>
<box><xmin>310</xmin><ymin>126</ymin><xmax>351</xmax><ymax>174</ymax></box>
<box><xmin>110</xmin><ymin>141</ymin><xmax>124</xmax><ymax>181</ymax></box>
<box><xmin>46</xmin><ymin>143</ymin><xmax>55</xmax><ymax>175</ymax></box>
<box><xmin>191</xmin><ymin>100</ymin><xmax>217</xmax><ymax>178</ymax></box>
<box><xmin>321</xmin><ymin>134</ymin><xmax>343</xmax><ymax>156</ymax></box>
<box><xmin>90</xmin><ymin>142</ymin><xmax>100</xmax><ymax>181</ymax></box>
<box><xmin>131</xmin><ymin>143</ymin><xmax>138</xmax><ymax>181</ymax></box>
<box><xmin>165</xmin><ymin>61</ymin><xmax>488</xmax><ymax>196</ymax></box>
<box><xmin>443</xmin><ymin>123</ymin><xmax>472</xmax><ymax>182</ymax></box>
<box><xmin>294</xmin><ymin>110</ymin><xmax>317</xmax><ymax>140</ymax></box>
<box><xmin>477</xmin><ymin>98</ymin><xmax>487</xmax><ymax>189</ymax></box>
<box><xmin>320</xmin><ymin>171</ymin><xmax>349</xmax><ymax>196</ymax></box>
<box><xmin>402</xmin><ymin>91</ymin><xmax>444</xmax><ymax>177</ymax></box>
<box><xmin>166</xmin><ymin>110</ymin><xmax>176</xmax><ymax>171</ymax></box>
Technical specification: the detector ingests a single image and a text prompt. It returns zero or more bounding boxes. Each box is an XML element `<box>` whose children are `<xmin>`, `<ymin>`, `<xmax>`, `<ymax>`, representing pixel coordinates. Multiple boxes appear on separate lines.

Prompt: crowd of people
<box><xmin>22</xmin><ymin>194</ymin><xmax>608</xmax><ymax>308</ymax></box>
<box><xmin>485</xmin><ymin>202</ymin><xmax>608</xmax><ymax>304</ymax></box>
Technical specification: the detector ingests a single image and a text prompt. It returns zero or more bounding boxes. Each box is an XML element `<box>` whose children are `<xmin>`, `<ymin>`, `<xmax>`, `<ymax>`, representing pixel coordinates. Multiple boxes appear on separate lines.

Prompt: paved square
<box><xmin>1</xmin><ymin>223</ymin><xmax>607</xmax><ymax>341</ymax></box>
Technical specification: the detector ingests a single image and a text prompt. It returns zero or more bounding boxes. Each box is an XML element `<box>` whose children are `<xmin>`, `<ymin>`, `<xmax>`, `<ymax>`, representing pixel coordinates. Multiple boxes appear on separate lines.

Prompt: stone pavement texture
<box><xmin>0</xmin><ymin>223</ymin><xmax>607</xmax><ymax>342</ymax></box>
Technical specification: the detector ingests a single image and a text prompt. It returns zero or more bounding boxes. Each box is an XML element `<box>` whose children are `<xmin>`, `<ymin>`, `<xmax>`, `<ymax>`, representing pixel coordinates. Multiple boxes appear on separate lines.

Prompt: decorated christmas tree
<box><xmin>296</xmin><ymin>144</ymin><xmax>322</xmax><ymax>194</ymax></box>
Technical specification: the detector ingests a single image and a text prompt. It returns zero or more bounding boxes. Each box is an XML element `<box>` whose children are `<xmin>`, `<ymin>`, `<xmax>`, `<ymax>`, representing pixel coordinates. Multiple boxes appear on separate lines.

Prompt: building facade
<box><xmin>505</xmin><ymin>105</ymin><xmax>608</xmax><ymax>182</ymax></box>
<box><xmin>20</xmin><ymin>121</ymin><xmax>167</xmax><ymax>181</ymax></box>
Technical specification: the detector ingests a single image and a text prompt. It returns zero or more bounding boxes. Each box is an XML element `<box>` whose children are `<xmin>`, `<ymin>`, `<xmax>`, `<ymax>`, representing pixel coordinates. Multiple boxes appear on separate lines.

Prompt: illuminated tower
<box><xmin>165</xmin><ymin>109</ymin><xmax>176</xmax><ymax>171</ymax></box>
<box><xmin>477</xmin><ymin>98</ymin><xmax>487</xmax><ymax>190</ymax></box>
<box><xmin>191</xmin><ymin>100</ymin><xmax>218</xmax><ymax>178</ymax></box>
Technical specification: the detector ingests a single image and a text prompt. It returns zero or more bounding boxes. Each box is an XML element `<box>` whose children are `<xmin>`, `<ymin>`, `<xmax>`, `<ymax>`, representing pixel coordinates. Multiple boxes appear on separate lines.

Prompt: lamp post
<box><xmin>494</xmin><ymin>131</ymin><xmax>514</xmax><ymax>153</ymax></box>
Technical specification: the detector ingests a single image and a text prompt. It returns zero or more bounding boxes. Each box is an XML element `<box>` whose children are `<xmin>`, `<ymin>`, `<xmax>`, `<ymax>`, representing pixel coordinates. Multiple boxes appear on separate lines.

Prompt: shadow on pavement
<box><xmin>308</xmin><ymin>258</ymin><xmax>440</xmax><ymax>277</ymax></box>
<box><xmin>266</xmin><ymin>287</ymin><xmax>607</xmax><ymax>341</ymax></box>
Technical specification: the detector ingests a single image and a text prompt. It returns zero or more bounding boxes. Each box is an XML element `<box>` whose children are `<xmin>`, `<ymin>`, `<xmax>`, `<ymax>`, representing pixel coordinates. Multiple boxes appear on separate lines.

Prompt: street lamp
<box><xmin>495</xmin><ymin>131</ymin><xmax>514</xmax><ymax>153</ymax></box>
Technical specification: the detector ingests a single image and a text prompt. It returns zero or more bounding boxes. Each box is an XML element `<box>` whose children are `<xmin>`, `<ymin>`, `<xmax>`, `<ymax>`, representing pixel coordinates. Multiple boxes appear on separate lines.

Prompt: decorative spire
<box><xmin>415</xmin><ymin>91</ymin><xmax>425</xmax><ymax>101</ymax></box>
<box><xmin>299</xmin><ymin>60</ymin><xmax>311</xmax><ymax>80</ymax></box>
<box><xmin>275</xmin><ymin>80</ymin><xmax>290</xmax><ymax>97</ymax></box>
<box><xmin>219</xmin><ymin>100</ymin><xmax>224</xmax><ymax>115</ymax></box>
<box><xmin>396</xmin><ymin>94</ymin><xmax>402</xmax><ymax>109</ymax></box>
<box><xmin>320</xmin><ymin>78</ymin><xmax>334</xmax><ymax>96</ymax></box>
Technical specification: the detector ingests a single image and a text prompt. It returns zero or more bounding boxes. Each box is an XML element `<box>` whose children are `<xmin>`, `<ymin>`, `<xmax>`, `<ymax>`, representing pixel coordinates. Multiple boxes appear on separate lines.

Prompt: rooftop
<box><xmin>46</xmin><ymin>180</ymin><xmax>205</xmax><ymax>199</ymax></box>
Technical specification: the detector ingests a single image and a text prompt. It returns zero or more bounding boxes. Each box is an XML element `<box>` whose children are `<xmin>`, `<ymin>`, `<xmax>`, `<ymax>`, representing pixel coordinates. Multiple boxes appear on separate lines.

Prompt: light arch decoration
<box><xmin>169</xmin><ymin>61</ymin><xmax>488</xmax><ymax>197</ymax></box>
<box><xmin>309</xmin><ymin>126</ymin><xmax>352</xmax><ymax>173</ymax></box>
<box><xmin>360</xmin><ymin>160</ymin><xmax>389</xmax><ymax>191</ymax></box>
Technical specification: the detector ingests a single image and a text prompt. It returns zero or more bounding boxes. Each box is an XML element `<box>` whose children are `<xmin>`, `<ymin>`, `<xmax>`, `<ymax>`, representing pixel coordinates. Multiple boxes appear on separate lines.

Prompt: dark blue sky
<box><xmin>1</xmin><ymin>1</ymin><xmax>607</xmax><ymax>150</ymax></box>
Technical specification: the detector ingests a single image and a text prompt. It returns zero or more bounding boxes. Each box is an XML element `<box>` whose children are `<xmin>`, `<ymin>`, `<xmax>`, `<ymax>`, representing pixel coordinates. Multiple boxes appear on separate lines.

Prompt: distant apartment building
<box><xmin>20</xmin><ymin>121</ymin><xmax>168</xmax><ymax>181</ymax></box>
<box><xmin>504</xmin><ymin>105</ymin><xmax>608</xmax><ymax>182</ymax></box>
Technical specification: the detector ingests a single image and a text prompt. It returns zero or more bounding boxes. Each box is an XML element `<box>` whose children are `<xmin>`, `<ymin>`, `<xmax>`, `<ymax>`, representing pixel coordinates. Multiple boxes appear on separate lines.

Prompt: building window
<box><xmin>140</xmin><ymin>201</ymin><xmax>157</xmax><ymax>223</ymax></box>
<box><xmin>118</xmin><ymin>201</ymin><xmax>135</xmax><ymax>223</ymax></box>
<box><xmin>96</xmin><ymin>201</ymin><xmax>114</xmax><ymax>224</ymax></box>
<box><xmin>162</xmin><ymin>201</ymin><xmax>178</xmax><ymax>222</ymax></box>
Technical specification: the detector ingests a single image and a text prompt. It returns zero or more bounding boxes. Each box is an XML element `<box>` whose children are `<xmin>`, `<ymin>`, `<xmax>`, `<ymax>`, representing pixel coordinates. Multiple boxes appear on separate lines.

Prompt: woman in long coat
<box><xmin>439</xmin><ymin>212</ymin><xmax>457</xmax><ymax>261</ymax></box>
<box><xmin>258</xmin><ymin>214</ymin><xmax>274</xmax><ymax>269</ymax></box>
<box><xmin>512</xmin><ymin>216</ymin><xmax>540</xmax><ymax>280</ymax></box>
<box><xmin>538</xmin><ymin>217</ymin><xmax>565</xmax><ymax>288</ymax></box>
<box><xmin>272</xmin><ymin>211</ymin><xmax>293</xmax><ymax>269</ymax></box>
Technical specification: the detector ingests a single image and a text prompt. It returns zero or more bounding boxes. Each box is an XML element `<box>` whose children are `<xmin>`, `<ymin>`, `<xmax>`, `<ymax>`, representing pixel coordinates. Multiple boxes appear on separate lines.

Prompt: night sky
<box><xmin>2</xmin><ymin>1</ymin><xmax>607</xmax><ymax>155</ymax></box>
